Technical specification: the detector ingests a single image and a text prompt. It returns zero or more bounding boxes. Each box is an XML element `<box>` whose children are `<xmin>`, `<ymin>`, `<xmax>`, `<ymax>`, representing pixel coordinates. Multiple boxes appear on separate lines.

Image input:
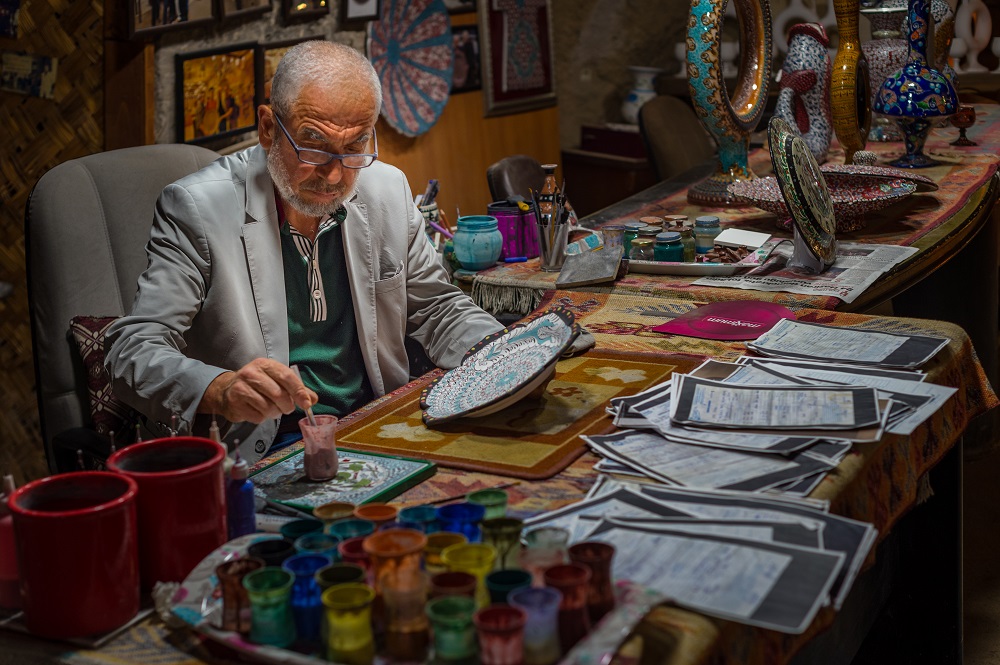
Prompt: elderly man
<box><xmin>105</xmin><ymin>41</ymin><xmax>503</xmax><ymax>463</ymax></box>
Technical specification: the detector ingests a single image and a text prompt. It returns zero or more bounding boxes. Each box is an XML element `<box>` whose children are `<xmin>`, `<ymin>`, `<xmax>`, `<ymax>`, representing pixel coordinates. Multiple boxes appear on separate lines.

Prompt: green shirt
<box><xmin>280</xmin><ymin>207</ymin><xmax>374</xmax><ymax>416</ymax></box>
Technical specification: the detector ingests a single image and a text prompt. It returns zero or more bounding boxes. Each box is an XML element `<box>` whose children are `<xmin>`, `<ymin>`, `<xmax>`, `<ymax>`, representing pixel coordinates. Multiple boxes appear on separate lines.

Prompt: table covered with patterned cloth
<box><xmin>468</xmin><ymin>104</ymin><xmax>1000</xmax><ymax>318</ymax></box>
<box><xmin>4</xmin><ymin>292</ymin><xmax>994</xmax><ymax>665</ymax></box>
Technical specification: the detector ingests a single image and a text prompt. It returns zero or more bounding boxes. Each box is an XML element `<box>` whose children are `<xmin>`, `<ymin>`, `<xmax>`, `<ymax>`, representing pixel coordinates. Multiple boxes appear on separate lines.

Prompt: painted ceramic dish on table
<box><xmin>818</xmin><ymin>163</ymin><xmax>938</xmax><ymax>192</ymax></box>
<box><xmin>420</xmin><ymin>308</ymin><xmax>580</xmax><ymax>426</ymax></box>
<box><xmin>728</xmin><ymin>173</ymin><xmax>917</xmax><ymax>233</ymax></box>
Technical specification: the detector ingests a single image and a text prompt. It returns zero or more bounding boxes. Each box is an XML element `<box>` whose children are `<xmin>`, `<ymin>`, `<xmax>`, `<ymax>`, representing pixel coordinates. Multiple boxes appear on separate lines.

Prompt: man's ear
<box><xmin>258</xmin><ymin>105</ymin><xmax>275</xmax><ymax>150</ymax></box>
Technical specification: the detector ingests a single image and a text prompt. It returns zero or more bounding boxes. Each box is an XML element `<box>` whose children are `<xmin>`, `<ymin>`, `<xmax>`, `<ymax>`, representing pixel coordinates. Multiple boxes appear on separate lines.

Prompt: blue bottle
<box><xmin>227</xmin><ymin>454</ymin><xmax>257</xmax><ymax>540</ymax></box>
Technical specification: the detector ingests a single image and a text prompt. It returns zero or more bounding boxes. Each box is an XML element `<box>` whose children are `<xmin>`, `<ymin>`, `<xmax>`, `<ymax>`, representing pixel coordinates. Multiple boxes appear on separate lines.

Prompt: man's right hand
<box><xmin>198</xmin><ymin>359</ymin><xmax>318</xmax><ymax>424</ymax></box>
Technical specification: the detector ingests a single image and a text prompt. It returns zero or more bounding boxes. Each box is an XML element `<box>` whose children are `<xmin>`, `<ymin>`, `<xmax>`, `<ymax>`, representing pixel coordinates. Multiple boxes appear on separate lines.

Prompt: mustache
<box><xmin>301</xmin><ymin>182</ymin><xmax>343</xmax><ymax>195</ymax></box>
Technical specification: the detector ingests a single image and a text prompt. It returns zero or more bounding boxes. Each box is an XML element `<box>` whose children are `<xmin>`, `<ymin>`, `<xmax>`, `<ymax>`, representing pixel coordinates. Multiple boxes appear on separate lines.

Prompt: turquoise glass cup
<box><xmin>486</xmin><ymin>568</ymin><xmax>533</xmax><ymax>605</ymax></box>
<box><xmin>398</xmin><ymin>504</ymin><xmax>440</xmax><ymax>533</ymax></box>
<box><xmin>294</xmin><ymin>532</ymin><xmax>340</xmax><ymax>560</ymax></box>
<box><xmin>327</xmin><ymin>518</ymin><xmax>376</xmax><ymax>541</ymax></box>
<box><xmin>242</xmin><ymin>567</ymin><xmax>296</xmax><ymax>648</ymax></box>
<box><xmin>466</xmin><ymin>489</ymin><xmax>508</xmax><ymax>520</ymax></box>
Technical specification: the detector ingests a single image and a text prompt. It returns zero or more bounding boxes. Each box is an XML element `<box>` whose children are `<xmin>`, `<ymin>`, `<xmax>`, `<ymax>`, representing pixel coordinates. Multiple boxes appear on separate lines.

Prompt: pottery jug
<box><xmin>621</xmin><ymin>66</ymin><xmax>662</xmax><ymax>125</ymax></box>
<box><xmin>774</xmin><ymin>23</ymin><xmax>833</xmax><ymax>162</ymax></box>
<box><xmin>453</xmin><ymin>216</ymin><xmax>503</xmax><ymax>271</ymax></box>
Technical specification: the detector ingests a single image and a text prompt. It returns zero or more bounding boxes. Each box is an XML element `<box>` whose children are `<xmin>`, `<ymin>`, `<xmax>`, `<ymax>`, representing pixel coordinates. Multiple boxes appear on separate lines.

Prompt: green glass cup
<box><xmin>315</xmin><ymin>562</ymin><xmax>366</xmax><ymax>591</ymax></box>
<box><xmin>466</xmin><ymin>489</ymin><xmax>508</xmax><ymax>520</ymax></box>
<box><xmin>241</xmin><ymin>567</ymin><xmax>296</xmax><ymax>648</ymax></box>
<box><xmin>481</xmin><ymin>517</ymin><xmax>523</xmax><ymax>570</ymax></box>
<box><xmin>322</xmin><ymin>583</ymin><xmax>376</xmax><ymax>665</ymax></box>
<box><xmin>426</xmin><ymin>595</ymin><xmax>477</xmax><ymax>660</ymax></box>
<box><xmin>485</xmin><ymin>568</ymin><xmax>533</xmax><ymax>605</ymax></box>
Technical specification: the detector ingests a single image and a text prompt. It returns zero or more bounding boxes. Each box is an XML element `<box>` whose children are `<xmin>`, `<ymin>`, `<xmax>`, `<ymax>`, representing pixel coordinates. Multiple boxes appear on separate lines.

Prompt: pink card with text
<box><xmin>652</xmin><ymin>301</ymin><xmax>796</xmax><ymax>341</ymax></box>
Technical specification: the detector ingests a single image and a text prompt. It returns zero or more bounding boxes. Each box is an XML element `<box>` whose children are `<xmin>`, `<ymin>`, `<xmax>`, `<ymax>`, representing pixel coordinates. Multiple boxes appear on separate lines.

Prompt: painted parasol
<box><xmin>367</xmin><ymin>0</ymin><xmax>454</xmax><ymax>137</ymax></box>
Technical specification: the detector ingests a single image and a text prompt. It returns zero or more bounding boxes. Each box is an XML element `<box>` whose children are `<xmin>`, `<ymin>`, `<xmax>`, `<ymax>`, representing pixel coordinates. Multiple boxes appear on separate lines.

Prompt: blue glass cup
<box><xmin>436</xmin><ymin>502</ymin><xmax>486</xmax><ymax>543</ymax></box>
<box><xmin>282</xmin><ymin>553</ymin><xmax>330</xmax><ymax>647</ymax></box>
<box><xmin>399</xmin><ymin>505</ymin><xmax>440</xmax><ymax>533</ymax></box>
<box><xmin>509</xmin><ymin>586</ymin><xmax>562</xmax><ymax>665</ymax></box>
<box><xmin>326</xmin><ymin>518</ymin><xmax>376</xmax><ymax>541</ymax></box>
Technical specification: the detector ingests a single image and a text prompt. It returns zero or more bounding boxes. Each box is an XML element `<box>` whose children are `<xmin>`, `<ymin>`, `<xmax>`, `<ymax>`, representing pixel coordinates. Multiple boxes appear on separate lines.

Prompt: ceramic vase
<box><xmin>686</xmin><ymin>0</ymin><xmax>773</xmax><ymax>206</ymax></box>
<box><xmin>861</xmin><ymin>0</ymin><xmax>908</xmax><ymax>141</ymax></box>
<box><xmin>955</xmin><ymin>0</ymin><xmax>992</xmax><ymax>72</ymax></box>
<box><xmin>773</xmin><ymin>23</ymin><xmax>833</xmax><ymax>163</ymax></box>
<box><xmin>772</xmin><ymin>0</ymin><xmax>821</xmax><ymax>57</ymax></box>
<box><xmin>873</xmin><ymin>0</ymin><xmax>959</xmax><ymax>168</ymax></box>
<box><xmin>830</xmin><ymin>0</ymin><xmax>872</xmax><ymax>165</ymax></box>
<box><xmin>621</xmin><ymin>66</ymin><xmax>663</xmax><ymax>125</ymax></box>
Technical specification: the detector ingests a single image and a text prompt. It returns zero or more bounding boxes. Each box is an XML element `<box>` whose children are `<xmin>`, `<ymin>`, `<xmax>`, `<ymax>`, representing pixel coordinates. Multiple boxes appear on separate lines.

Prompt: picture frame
<box><xmin>450</xmin><ymin>25</ymin><xmax>481</xmax><ymax>93</ymax></box>
<box><xmin>281</xmin><ymin>0</ymin><xmax>329</xmax><ymax>22</ymax></box>
<box><xmin>219</xmin><ymin>0</ymin><xmax>271</xmax><ymax>21</ymax></box>
<box><xmin>443</xmin><ymin>0</ymin><xmax>475</xmax><ymax>14</ymax></box>
<box><xmin>175</xmin><ymin>42</ymin><xmax>262</xmax><ymax>145</ymax></box>
<box><xmin>128</xmin><ymin>0</ymin><xmax>217</xmax><ymax>39</ymax></box>
<box><xmin>261</xmin><ymin>35</ymin><xmax>325</xmax><ymax>102</ymax></box>
<box><xmin>478</xmin><ymin>0</ymin><xmax>556</xmax><ymax>117</ymax></box>
<box><xmin>339</xmin><ymin>0</ymin><xmax>381</xmax><ymax>29</ymax></box>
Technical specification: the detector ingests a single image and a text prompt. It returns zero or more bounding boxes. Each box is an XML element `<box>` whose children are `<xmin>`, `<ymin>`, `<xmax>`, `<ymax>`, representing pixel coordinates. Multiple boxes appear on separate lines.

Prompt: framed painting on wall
<box><xmin>451</xmin><ymin>25</ymin><xmax>481</xmax><ymax>93</ymax></box>
<box><xmin>261</xmin><ymin>35</ymin><xmax>325</xmax><ymax>102</ymax></box>
<box><xmin>220</xmin><ymin>0</ymin><xmax>271</xmax><ymax>21</ymax></box>
<box><xmin>477</xmin><ymin>0</ymin><xmax>556</xmax><ymax>117</ymax></box>
<box><xmin>340</xmin><ymin>0</ymin><xmax>382</xmax><ymax>29</ymax></box>
<box><xmin>128</xmin><ymin>0</ymin><xmax>216</xmax><ymax>39</ymax></box>
<box><xmin>282</xmin><ymin>0</ymin><xmax>329</xmax><ymax>22</ymax></box>
<box><xmin>175</xmin><ymin>42</ymin><xmax>261</xmax><ymax>144</ymax></box>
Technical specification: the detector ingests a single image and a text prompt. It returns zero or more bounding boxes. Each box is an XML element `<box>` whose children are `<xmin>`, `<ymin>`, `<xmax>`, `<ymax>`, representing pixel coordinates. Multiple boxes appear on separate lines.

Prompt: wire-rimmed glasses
<box><xmin>273</xmin><ymin>113</ymin><xmax>378</xmax><ymax>168</ymax></box>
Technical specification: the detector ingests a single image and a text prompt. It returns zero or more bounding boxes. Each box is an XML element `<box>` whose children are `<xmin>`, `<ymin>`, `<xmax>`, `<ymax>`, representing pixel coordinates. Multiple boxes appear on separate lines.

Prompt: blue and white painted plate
<box><xmin>420</xmin><ymin>307</ymin><xmax>580</xmax><ymax>425</ymax></box>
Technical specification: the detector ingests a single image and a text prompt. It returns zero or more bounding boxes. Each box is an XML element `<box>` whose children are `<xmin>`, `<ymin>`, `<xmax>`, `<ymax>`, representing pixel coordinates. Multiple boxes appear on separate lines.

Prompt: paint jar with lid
<box><xmin>694</xmin><ymin>215</ymin><xmax>722</xmax><ymax>254</ymax></box>
<box><xmin>622</xmin><ymin>221</ymin><xmax>647</xmax><ymax>257</ymax></box>
<box><xmin>628</xmin><ymin>238</ymin><xmax>655</xmax><ymax>261</ymax></box>
<box><xmin>654</xmin><ymin>232</ymin><xmax>684</xmax><ymax>262</ymax></box>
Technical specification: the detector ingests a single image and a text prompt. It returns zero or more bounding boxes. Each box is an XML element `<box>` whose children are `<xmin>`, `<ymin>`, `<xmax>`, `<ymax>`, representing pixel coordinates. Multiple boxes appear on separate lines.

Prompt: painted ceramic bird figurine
<box><xmin>774</xmin><ymin>23</ymin><xmax>833</xmax><ymax>163</ymax></box>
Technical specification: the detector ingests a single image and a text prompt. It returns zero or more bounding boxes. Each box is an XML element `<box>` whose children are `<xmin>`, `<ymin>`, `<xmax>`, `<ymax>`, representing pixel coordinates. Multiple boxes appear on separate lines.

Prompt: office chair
<box><xmin>486</xmin><ymin>154</ymin><xmax>546</xmax><ymax>201</ymax></box>
<box><xmin>25</xmin><ymin>144</ymin><xmax>221</xmax><ymax>471</ymax></box>
<box><xmin>638</xmin><ymin>95</ymin><xmax>718</xmax><ymax>181</ymax></box>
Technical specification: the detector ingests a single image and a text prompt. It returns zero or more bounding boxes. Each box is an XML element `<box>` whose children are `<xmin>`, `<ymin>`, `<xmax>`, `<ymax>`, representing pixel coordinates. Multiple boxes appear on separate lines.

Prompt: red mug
<box><xmin>107</xmin><ymin>436</ymin><xmax>227</xmax><ymax>589</ymax></box>
<box><xmin>8</xmin><ymin>471</ymin><xmax>140</xmax><ymax>638</ymax></box>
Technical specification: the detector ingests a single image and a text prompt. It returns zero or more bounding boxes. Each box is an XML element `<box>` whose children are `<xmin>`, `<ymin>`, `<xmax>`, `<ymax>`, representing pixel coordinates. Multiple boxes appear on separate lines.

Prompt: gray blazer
<box><xmin>105</xmin><ymin>145</ymin><xmax>502</xmax><ymax>463</ymax></box>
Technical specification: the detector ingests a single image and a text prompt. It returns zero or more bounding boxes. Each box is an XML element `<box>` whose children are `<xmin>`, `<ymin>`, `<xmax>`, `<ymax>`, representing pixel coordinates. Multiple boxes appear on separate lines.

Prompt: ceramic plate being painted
<box><xmin>420</xmin><ymin>308</ymin><xmax>580</xmax><ymax>425</ymax></box>
<box><xmin>768</xmin><ymin>117</ymin><xmax>838</xmax><ymax>265</ymax></box>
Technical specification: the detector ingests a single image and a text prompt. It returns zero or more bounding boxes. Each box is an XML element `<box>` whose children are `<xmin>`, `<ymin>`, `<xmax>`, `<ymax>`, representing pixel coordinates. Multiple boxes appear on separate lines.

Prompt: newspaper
<box><xmin>693</xmin><ymin>241</ymin><xmax>918</xmax><ymax>304</ymax></box>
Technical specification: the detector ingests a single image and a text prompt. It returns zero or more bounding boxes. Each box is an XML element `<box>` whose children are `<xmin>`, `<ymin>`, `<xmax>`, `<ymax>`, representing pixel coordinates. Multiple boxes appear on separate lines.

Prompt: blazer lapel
<box><xmin>341</xmin><ymin>199</ymin><xmax>383</xmax><ymax>394</ymax></box>
<box><xmin>242</xmin><ymin>146</ymin><xmax>289</xmax><ymax>363</ymax></box>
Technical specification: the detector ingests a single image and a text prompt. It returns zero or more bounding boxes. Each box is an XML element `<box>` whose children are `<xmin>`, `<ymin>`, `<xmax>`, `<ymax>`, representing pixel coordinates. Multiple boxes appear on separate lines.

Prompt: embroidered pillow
<box><xmin>68</xmin><ymin>315</ymin><xmax>138</xmax><ymax>439</ymax></box>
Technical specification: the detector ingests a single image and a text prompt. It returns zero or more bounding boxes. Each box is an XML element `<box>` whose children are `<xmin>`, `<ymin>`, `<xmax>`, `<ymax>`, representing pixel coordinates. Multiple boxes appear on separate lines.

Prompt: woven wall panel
<box><xmin>0</xmin><ymin>0</ymin><xmax>104</xmax><ymax>484</ymax></box>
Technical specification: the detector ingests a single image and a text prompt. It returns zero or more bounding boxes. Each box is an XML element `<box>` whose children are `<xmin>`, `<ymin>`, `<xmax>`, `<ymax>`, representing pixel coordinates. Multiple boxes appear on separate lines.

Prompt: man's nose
<box><xmin>315</xmin><ymin>158</ymin><xmax>345</xmax><ymax>182</ymax></box>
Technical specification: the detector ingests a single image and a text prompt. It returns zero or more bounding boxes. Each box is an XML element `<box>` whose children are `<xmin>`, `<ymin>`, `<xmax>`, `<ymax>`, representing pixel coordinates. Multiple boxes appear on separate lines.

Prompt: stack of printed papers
<box><xmin>523</xmin><ymin>480</ymin><xmax>877</xmax><ymax>633</ymax></box>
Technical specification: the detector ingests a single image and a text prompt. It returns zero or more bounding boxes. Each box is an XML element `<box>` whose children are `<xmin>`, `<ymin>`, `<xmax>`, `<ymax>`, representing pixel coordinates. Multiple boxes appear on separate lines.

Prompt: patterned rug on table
<box><xmin>331</xmin><ymin>349</ymin><xmax>694</xmax><ymax>480</ymax></box>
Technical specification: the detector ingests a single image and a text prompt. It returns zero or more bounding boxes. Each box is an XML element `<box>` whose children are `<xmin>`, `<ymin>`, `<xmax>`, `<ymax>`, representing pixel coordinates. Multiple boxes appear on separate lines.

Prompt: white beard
<box><xmin>267</xmin><ymin>144</ymin><xmax>355</xmax><ymax>218</ymax></box>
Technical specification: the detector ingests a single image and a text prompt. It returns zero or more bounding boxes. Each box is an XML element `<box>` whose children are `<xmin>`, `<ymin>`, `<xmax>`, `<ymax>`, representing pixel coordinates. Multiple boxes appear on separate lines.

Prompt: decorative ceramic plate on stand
<box><xmin>421</xmin><ymin>308</ymin><xmax>580</xmax><ymax>425</ymax></box>
<box><xmin>819</xmin><ymin>163</ymin><xmax>938</xmax><ymax>192</ymax></box>
<box><xmin>767</xmin><ymin>117</ymin><xmax>838</xmax><ymax>266</ymax></box>
<box><xmin>170</xmin><ymin>534</ymin><xmax>326</xmax><ymax>665</ymax></box>
<box><xmin>729</xmin><ymin>174</ymin><xmax>917</xmax><ymax>232</ymax></box>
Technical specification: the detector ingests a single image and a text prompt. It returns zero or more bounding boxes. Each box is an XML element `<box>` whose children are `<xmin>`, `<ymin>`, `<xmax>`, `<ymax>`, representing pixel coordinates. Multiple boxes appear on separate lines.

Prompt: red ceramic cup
<box><xmin>8</xmin><ymin>471</ymin><xmax>140</xmax><ymax>638</ymax></box>
<box><xmin>107</xmin><ymin>436</ymin><xmax>227</xmax><ymax>589</ymax></box>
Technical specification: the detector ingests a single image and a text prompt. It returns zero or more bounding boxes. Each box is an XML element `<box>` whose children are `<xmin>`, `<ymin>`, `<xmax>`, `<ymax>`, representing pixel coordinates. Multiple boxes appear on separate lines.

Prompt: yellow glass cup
<box><xmin>321</xmin><ymin>583</ymin><xmax>376</xmax><ymax>665</ymax></box>
<box><xmin>441</xmin><ymin>542</ymin><xmax>497</xmax><ymax>609</ymax></box>
<box><xmin>424</xmin><ymin>532</ymin><xmax>468</xmax><ymax>575</ymax></box>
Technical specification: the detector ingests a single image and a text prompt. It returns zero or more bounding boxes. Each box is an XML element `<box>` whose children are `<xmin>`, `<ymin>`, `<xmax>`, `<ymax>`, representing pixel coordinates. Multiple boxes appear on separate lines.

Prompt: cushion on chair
<box><xmin>68</xmin><ymin>315</ymin><xmax>138</xmax><ymax>440</ymax></box>
<box><xmin>486</xmin><ymin>154</ymin><xmax>546</xmax><ymax>201</ymax></box>
<box><xmin>638</xmin><ymin>95</ymin><xmax>717</xmax><ymax>181</ymax></box>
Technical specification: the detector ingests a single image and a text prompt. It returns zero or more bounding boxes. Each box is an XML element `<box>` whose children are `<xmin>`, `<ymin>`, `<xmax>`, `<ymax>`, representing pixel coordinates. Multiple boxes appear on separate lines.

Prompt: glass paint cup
<box><xmin>299</xmin><ymin>414</ymin><xmax>339</xmax><ymax>481</ymax></box>
<box><xmin>481</xmin><ymin>517</ymin><xmax>524</xmax><ymax>570</ymax></box>
<box><xmin>216</xmin><ymin>557</ymin><xmax>265</xmax><ymax>633</ymax></box>
<box><xmin>425</xmin><ymin>532</ymin><xmax>468</xmax><ymax>575</ymax></box>
<box><xmin>242</xmin><ymin>567</ymin><xmax>297</xmax><ymax>648</ymax></box>
<box><xmin>315</xmin><ymin>562</ymin><xmax>367</xmax><ymax>591</ymax></box>
<box><xmin>466</xmin><ymin>489</ymin><xmax>508</xmax><ymax>520</ymax></box>
<box><xmin>322</xmin><ymin>583</ymin><xmax>376</xmax><ymax>665</ymax></box>
<box><xmin>425</xmin><ymin>595</ymin><xmax>477</xmax><ymax>660</ymax></box>
<box><xmin>436</xmin><ymin>502</ymin><xmax>486</xmax><ymax>542</ymax></box>
<box><xmin>486</xmin><ymin>568</ymin><xmax>533</xmax><ymax>605</ymax></box>
<box><xmin>474</xmin><ymin>604</ymin><xmax>527</xmax><ymax>665</ymax></box>
<box><xmin>441</xmin><ymin>542</ymin><xmax>497</xmax><ymax>609</ymax></box>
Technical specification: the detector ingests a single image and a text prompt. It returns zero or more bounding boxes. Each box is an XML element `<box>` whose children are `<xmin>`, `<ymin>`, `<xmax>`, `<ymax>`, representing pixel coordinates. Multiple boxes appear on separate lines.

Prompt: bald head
<box><xmin>270</xmin><ymin>41</ymin><xmax>382</xmax><ymax>120</ymax></box>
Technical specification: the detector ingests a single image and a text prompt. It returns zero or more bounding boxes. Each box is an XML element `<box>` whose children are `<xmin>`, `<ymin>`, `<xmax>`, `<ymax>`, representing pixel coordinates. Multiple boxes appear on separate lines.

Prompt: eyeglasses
<box><xmin>272</xmin><ymin>113</ymin><xmax>378</xmax><ymax>169</ymax></box>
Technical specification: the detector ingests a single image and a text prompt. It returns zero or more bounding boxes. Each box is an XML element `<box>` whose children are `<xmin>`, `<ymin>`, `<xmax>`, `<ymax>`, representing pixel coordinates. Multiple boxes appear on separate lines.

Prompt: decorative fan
<box><xmin>367</xmin><ymin>0</ymin><xmax>454</xmax><ymax>137</ymax></box>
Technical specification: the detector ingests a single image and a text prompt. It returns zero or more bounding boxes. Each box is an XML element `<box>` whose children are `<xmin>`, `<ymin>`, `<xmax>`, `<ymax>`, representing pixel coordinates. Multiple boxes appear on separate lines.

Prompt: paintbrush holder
<box><xmin>537</xmin><ymin>220</ymin><xmax>570</xmax><ymax>272</ymax></box>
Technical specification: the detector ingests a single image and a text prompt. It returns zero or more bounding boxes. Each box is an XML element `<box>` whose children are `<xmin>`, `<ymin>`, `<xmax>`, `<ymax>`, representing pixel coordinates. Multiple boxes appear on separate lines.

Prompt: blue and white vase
<box><xmin>621</xmin><ymin>66</ymin><xmax>662</xmax><ymax>125</ymax></box>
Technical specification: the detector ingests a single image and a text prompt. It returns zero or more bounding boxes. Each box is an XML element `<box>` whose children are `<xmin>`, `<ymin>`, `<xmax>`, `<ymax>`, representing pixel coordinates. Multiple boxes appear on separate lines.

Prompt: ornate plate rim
<box><xmin>819</xmin><ymin>163</ymin><xmax>939</xmax><ymax>192</ymax></box>
<box><xmin>419</xmin><ymin>307</ymin><xmax>580</xmax><ymax>426</ymax></box>
<box><xmin>768</xmin><ymin>117</ymin><xmax>838</xmax><ymax>264</ymax></box>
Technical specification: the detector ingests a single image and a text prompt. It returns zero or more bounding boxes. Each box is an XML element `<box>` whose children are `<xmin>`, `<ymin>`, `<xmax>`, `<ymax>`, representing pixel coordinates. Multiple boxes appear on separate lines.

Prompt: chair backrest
<box><xmin>486</xmin><ymin>154</ymin><xmax>546</xmax><ymax>201</ymax></box>
<box><xmin>638</xmin><ymin>95</ymin><xmax>718</xmax><ymax>181</ymax></box>
<box><xmin>25</xmin><ymin>144</ymin><xmax>220</xmax><ymax>470</ymax></box>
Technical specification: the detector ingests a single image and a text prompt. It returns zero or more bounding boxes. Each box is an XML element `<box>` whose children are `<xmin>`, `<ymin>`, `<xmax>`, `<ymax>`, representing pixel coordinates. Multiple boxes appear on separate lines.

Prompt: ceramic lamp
<box><xmin>873</xmin><ymin>0</ymin><xmax>959</xmax><ymax>168</ymax></box>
